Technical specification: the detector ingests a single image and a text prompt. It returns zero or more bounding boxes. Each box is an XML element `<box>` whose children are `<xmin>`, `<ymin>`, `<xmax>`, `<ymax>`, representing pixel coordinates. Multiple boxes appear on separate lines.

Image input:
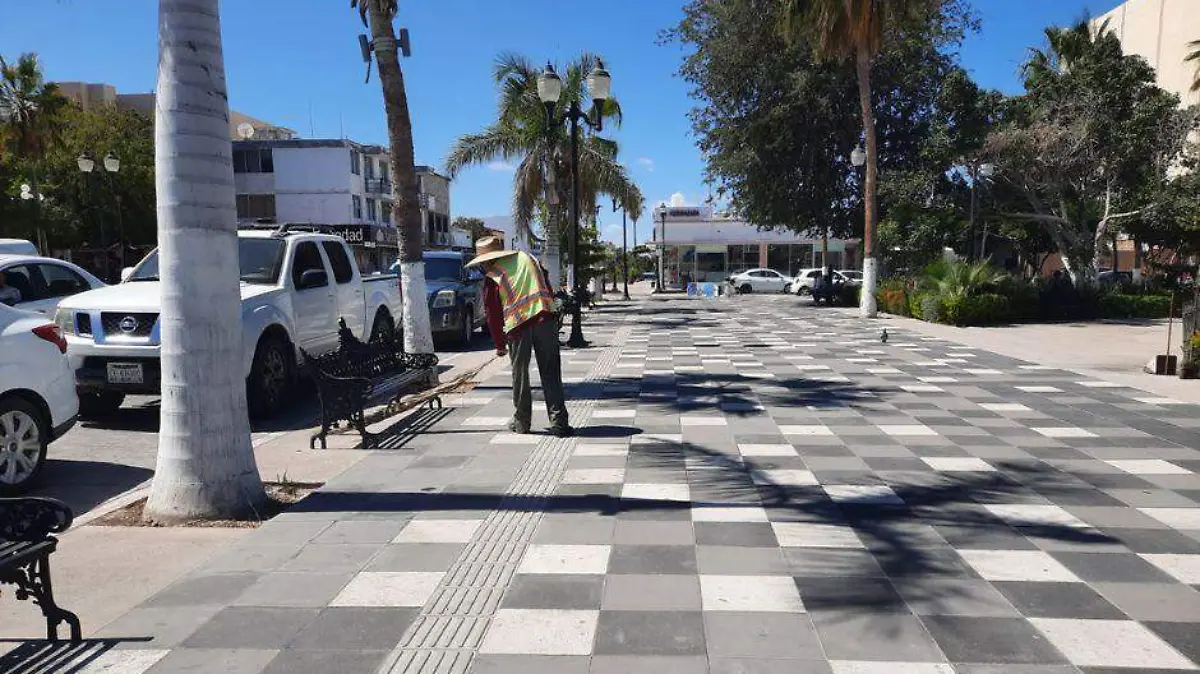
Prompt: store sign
<box><xmin>329</xmin><ymin>225</ymin><xmax>398</xmax><ymax>248</ymax></box>
<box><xmin>667</xmin><ymin>208</ymin><xmax>702</xmax><ymax>218</ymax></box>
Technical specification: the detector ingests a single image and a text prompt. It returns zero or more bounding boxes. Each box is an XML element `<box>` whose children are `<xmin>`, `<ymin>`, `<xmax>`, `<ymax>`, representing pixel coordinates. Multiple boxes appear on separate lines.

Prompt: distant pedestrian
<box><xmin>467</xmin><ymin>236</ymin><xmax>573</xmax><ymax>437</ymax></box>
<box><xmin>0</xmin><ymin>271</ymin><xmax>21</xmax><ymax>306</ymax></box>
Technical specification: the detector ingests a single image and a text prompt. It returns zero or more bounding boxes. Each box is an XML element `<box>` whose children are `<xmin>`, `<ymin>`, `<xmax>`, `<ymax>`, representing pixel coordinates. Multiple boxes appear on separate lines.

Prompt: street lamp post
<box><xmin>656</xmin><ymin>204</ymin><xmax>667</xmax><ymax>293</ymax></box>
<box><xmin>103</xmin><ymin>153</ymin><xmax>124</xmax><ymax>271</ymax></box>
<box><xmin>76</xmin><ymin>154</ymin><xmax>106</xmax><ymax>282</ymax></box>
<box><xmin>538</xmin><ymin>60</ymin><xmax>612</xmax><ymax>349</ymax></box>
<box><xmin>613</xmin><ymin>198</ymin><xmax>630</xmax><ymax>300</ymax></box>
<box><xmin>849</xmin><ymin>145</ymin><xmax>867</xmax><ymax>284</ymax></box>
<box><xmin>77</xmin><ymin>153</ymin><xmax>122</xmax><ymax>281</ymax></box>
<box><xmin>968</xmin><ymin>162</ymin><xmax>994</xmax><ymax>261</ymax></box>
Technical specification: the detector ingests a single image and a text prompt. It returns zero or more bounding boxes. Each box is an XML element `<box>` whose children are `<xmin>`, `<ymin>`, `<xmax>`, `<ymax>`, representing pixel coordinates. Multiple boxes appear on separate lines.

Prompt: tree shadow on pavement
<box><xmin>0</xmin><ymin>638</ymin><xmax>151</xmax><ymax>674</ymax></box>
<box><xmin>28</xmin><ymin>460</ymin><xmax>154</xmax><ymax>519</ymax></box>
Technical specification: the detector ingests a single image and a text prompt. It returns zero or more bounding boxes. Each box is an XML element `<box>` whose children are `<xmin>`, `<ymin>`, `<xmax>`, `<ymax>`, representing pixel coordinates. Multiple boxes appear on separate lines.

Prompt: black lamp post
<box><xmin>538</xmin><ymin>60</ymin><xmax>612</xmax><ymax>349</ymax></box>
<box><xmin>613</xmin><ymin>198</ymin><xmax>630</xmax><ymax>300</ymax></box>
<box><xmin>657</xmin><ymin>204</ymin><xmax>667</xmax><ymax>292</ymax></box>
<box><xmin>967</xmin><ymin>162</ymin><xmax>995</xmax><ymax>261</ymax></box>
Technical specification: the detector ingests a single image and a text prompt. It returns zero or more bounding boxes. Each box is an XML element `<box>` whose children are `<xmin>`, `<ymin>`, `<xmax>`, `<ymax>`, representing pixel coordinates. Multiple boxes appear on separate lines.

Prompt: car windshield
<box><xmin>424</xmin><ymin>257</ymin><xmax>462</xmax><ymax>282</ymax></box>
<box><xmin>128</xmin><ymin>238</ymin><xmax>286</xmax><ymax>284</ymax></box>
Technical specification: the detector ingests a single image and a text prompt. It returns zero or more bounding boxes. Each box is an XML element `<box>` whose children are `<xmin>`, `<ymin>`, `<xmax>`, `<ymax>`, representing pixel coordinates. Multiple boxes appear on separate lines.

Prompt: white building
<box><xmin>652</xmin><ymin>204</ymin><xmax>860</xmax><ymax>285</ymax></box>
<box><xmin>1093</xmin><ymin>0</ymin><xmax>1200</xmax><ymax>107</ymax></box>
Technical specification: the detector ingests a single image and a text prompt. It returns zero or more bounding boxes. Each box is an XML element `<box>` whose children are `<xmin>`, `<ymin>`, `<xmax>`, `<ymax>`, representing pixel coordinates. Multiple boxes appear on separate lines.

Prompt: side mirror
<box><xmin>466</xmin><ymin>269</ymin><xmax>483</xmax><ymax>282</ymax></box>
<box><xmin>120</xmin><ymin>267</ymin><xmax>135</xmax><ymax>282</ymax></box>
<box><xmin>298</xmin><ymin>269</ymin><xmax>328</xmax><ymax>290</ymax></box>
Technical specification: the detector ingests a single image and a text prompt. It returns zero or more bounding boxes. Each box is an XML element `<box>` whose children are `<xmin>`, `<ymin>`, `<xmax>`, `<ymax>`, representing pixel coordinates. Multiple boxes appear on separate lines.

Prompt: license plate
<box><xmin>106</xmin><ymin>363</ymin><xmax>144</xmax><ymax>385</ymax></box>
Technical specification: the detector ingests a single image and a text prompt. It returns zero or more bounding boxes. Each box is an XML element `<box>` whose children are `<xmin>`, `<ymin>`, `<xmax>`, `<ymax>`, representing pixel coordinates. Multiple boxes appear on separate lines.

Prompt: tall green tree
<box><xmin>778</xmin><ymin>0</ymin><xmax>930</xmax><ymax>317</ymax></box>
<box><xmin>446</xmin><ymin>53</ymin><xmax>642</xmax><ymax>287</ymax></box>
<box><xmin>452</xmin><ymin>215</ymin><xmax>489</xmax><ymax>244</ymax></box>
<box><xmin>984</xmin><ymin>20</ymin><xmax>1198</xmax><ymax>284</ymax></box>
<box><xmin>352</xmin><ymin>0</ymin><xmax>434</xmax><ymax>356</ymax></box>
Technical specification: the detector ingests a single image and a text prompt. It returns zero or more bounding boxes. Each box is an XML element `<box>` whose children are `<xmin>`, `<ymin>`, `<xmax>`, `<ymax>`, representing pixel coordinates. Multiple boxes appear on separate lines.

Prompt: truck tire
<box><xmin>369</xmin><ymin>310</ymin><xmax>395</xmax><ymax>344</ymax></box>
<box><xmin>78</xmin><ymin>391</ymin><xmax>125</xmax><ymax>418</ymax></box>
<box><xmin>0</xmin><ymin>396</ymin><xmax>48</xmax><ymax>494</ymax></box>
<box><xmin>247</xmin><ymin>336</ymin><xmax>293</xmax><ymax>420</ymax></box>
<box><xmin>453</xmin><ymin>307</ymin><xmax>473</xmax><ymax>348</ymax></box>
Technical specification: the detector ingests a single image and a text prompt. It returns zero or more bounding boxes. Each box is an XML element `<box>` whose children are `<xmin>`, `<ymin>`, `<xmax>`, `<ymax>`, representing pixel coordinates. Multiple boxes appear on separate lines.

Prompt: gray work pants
<box><xmin>509</xmin><ymin>318</ymin><xmax>569</xmax><ymax>429</ymax></box>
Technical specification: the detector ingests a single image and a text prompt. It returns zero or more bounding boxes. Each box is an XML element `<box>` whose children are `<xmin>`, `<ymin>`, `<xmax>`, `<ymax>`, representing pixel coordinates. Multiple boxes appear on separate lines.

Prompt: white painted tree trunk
<box><xmin>398</xmin><ymin>261</ymin><xmax>435</xmax><ymax>354</ymax></box>
<box><xmin>145</xmin><ymin>0</ymin><xmax>266</xmax><ymax>522</ymax></box>
<box><xmin>543</xmin><ymin>222</ymin><xmax>562</xmax><ymax>289</ymax></box>
<box><xmin>860</xmin><ymin>257</ymin><xmax>879</xmax><ymax>319</ymax></box>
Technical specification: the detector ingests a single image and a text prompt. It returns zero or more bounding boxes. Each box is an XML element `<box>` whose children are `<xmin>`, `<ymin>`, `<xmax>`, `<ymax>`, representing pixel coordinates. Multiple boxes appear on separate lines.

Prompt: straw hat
<box><xmin>465</xmin><ymin>235</ymin><xmax>516</xmax><ymax>267</ymax></box>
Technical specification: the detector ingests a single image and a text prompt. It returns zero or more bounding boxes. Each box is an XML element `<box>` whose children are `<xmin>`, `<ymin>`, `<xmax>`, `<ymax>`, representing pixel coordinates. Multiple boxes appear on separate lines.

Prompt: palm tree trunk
<box><xmin>367</xmin><ymin>2</ymin><xmax>434</xmax><ymax>355</ymax></box>
<box><xmin>855</xmin><ymin>44</ymin><xmax>879</xmax><ymax>318</ymax></box>
<box><xmin>145</xmin><ymin>0</ymin><xmax>266</xmax><ymax>522</ymax></box>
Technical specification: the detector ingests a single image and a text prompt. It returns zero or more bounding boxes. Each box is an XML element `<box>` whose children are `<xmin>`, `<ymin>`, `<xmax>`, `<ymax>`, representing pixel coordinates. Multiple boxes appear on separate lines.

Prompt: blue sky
<box><xmin>1</xmin><ymin>0</ymin><xmax>1121</xmax><ymax>244</ymax></box>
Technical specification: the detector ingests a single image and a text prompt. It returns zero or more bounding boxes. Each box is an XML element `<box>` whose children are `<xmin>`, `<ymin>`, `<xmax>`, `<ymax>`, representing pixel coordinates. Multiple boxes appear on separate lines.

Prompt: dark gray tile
<box><xmin>366</xmin><ymin>543</ymin><xmax>465</xmax><ymax>571</ymax></box>
<box><xmin>1145</xmin><ymin>621</ymin><xmax>1200</xmax><ymax>666</ymax></box>
<box><xmin>182</xmin><ymin>607</ymin><xmax>318</xmax><ymax>649</ymax></box>
<box><xmin>502</xmin><ymin>574</ymin><xmax>604</xmax><ymax>609</ymax></box>
<box><xmin>97</xmin><ymin>606</ymin><xmax>223</xmax><ymax>649</ymax></box>
<box><xmin>143</xmin><ymin>573</ymin><xmax>261</xmax><ymax>608</ymax></box>
<box><xmin>1107</xmin><ymin>527</ymin><xmax>1200</xmax><ymax>554</ymax></box>
<box><xmin>589</xmin><ymin>655</ymin><xmax>709</xmax><ymax>674</ymax></box>
<box><xmin>286</xmin><ymin>607</ymin><xmax>416</xmax><ymax>650</ymax></box>
<box><xmin>279</xmin><ymin>544</ymin><xmax>382</xmax><ymax>573</ymax></box>
<box><xmin>893</xmin><ymin>578</ymin><xmax>1019</xmax><ymax>617</ymax></box>
<box><xmin>921</xmin><ymin>615</ymin><xmax>1067</xmax><ymax>664</ymax></box>
<box><xmin>703</xmin><ymin>612</ymin><xmax>823</xmax><ymax>659</ymax></box>
<box><xmin>1092</xmin><ymin>582</ymin><xmax>1200</xmax><ymax>622</ymax></box>
<box><xmin>233</xmin><ymin>572</ymin><xmax>353</xmax><ymax>608</ymax></box>
<box><xmin>608</xmin><ymin>545</ymin><xmax>697</xmax><ymax>574</ymax></box>
<box><xmin>784</xmin><ymin>548</ymin><xmax>886</xmax><ymax>577</ymax></box>
<box><xmin>694</xmin><ymin>522</ymin><xmax>778</xmax><ymax>547</ymax></box>
<box><xmin>794</xmin><ymin>576</ymin><xmax>908</xmax><ymax>613</ymax></box>
<box><xmin>594</xmin><ymin>611</ymin><xmax>706</xmax><ymax>655</ymax></box>
<box><xmin>262</xmin><ymin>649</ymin><xmax>390</xmax><ymax>674</ymax></box>
<box><xmin>1050</xmin><ymin>551</ymin><xmax>1177</xmax><ymax>583</ymax></box>
<box><xmin>810</xmin><ymin>611</ymin><xmax>945</xmax><ymax>661</ymax></box>
<box><xmin>993</xmin><ymin>581</ymin><xmax>1124</xmax><ymax>619</ymax></box>
<box><xmin>145</xmin><ymin>648</ymin><xmax>279</xmax><ymax>674</ymax></box>
<box><xmin>697</xmin><ymin>546</ymin><xmax>790</xmax><ymax>574</ymax></box>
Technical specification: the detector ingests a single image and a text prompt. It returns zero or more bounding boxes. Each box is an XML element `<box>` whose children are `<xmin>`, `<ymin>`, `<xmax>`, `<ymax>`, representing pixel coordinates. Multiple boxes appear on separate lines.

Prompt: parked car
<box><xmin>789</xmin><ymin>268</ymin><xmax>854</xmax><ymax>295</ymax></box>
<box><xmin>1097</xmin><ymin>269</ymin><xmax>1134</xmax><ymax>286</ymax></box>
<box><xmin>0</xmin><ymin>254</ymin><xmax>106</xmax><ymax>315</ymax></box>
<box><xmin>729</xmin><ymin>268</ymin><xmax>791</xmax><ymax>294</ymax></box>
<box><xmin>54</xmin><ymin>229</ymin><xmax>403</xmax><ymax>419</ymax></box>
<box><xmin>393</xmin><ymin>250</ymin><xmax>484</xmax><ymax>348</ymax></box>
<box><xmin>0</xmin><ymin>239</ymin><xmax>38</xmax><ymax>256</ymax></box>
<box><xmin>838</xmin><ymin>269</ymin><xmax>863</xmax><ymax>283</ymax></box>
<box><xmin>0</xmin><ymin>303</ymin><xmax>77</xmax><ymax>493</ymax></box>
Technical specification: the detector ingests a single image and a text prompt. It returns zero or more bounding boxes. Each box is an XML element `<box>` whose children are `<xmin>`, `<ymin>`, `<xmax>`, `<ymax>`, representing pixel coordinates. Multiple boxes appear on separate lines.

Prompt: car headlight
<box><xmin>431</xmin><ymin>289</ymin><xmax>456</xmax><ymax>309</ymax></box>
<box><xmin>54</xmin><ymin>308</ymin><xmax>76</xmax><ymax>336</ymax></box>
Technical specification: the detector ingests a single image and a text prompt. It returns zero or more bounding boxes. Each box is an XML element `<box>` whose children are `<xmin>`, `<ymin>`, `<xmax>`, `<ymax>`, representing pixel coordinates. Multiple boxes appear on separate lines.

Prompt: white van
<box><xmin>0</xmin><ymin>239</ymin><xmax>38</xmax><ymax>256</ymax></box>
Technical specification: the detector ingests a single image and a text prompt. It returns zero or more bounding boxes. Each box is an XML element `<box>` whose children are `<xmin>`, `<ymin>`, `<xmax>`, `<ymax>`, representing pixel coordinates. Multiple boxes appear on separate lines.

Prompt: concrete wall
<box><xmin>1095</xmin><ymin>0</ymin><xmax>1200</xmax><ymax>106</ymax></box>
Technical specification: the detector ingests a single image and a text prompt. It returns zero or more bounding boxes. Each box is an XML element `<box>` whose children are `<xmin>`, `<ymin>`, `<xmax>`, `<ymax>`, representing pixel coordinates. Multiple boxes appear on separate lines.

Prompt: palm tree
<box><xmin>446</xmin><ymin>53</ymin><xmax>642</xmax><ymax>288</ymax></box>
<box><xmin>353</xmin><ymin>0</ymin><xmax>435</xmax><ymax>355</ymax></box>
<box><xmin>0</xmin><ymin>52</ymin><xmax>68</xmax><ymax>248</ymax></box>
<box><xmin>143</xmin><ymin>0</ymin><xmax>267</xmax><ymax>522</ymax></box>
<box><xmin>1186</xmin><ymin>39</ymin><xmax>1200</xmax><ymax>92</ymax></box>
<box><xmin>779</xmin><ymin>0</ymin><xmax>922</xmax><ymax>318</ymax></box>
<box><xmin>1022</xmin><ymin>19</ymin><xmax>1111</xmax><ymax>89</ymax></box>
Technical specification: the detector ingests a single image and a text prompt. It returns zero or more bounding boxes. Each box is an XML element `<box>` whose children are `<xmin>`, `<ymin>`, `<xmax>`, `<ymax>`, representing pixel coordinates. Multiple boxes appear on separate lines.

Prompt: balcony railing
<box><xmin>365</xmin><ymin>178</ymin><xmax>393</xmax><ymax>194</ymax></box>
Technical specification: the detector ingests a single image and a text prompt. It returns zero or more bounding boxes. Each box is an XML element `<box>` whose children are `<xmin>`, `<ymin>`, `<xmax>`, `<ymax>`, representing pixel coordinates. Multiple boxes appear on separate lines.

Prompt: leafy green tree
<box><xmin>984</xmin><ymin>20</ymin><xmax>1198</xmax><ymax>284</ymax></box>
<box><xmin>446</xmin><ymin>53</ymin><xmax>642</xmax><ymax>287</ymax></box>
<box><xmin>452</xmin><ymin>216</ymin><xmax>489</xmax><ymax>244</ymax></box>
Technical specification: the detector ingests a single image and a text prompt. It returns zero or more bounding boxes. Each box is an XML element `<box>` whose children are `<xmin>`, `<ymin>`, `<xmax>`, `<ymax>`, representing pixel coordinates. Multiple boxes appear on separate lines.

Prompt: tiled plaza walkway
<box><xmin>22</xmin><ymin>295</ymin><xmax>1200</xmax><ymax>673</ymax></box>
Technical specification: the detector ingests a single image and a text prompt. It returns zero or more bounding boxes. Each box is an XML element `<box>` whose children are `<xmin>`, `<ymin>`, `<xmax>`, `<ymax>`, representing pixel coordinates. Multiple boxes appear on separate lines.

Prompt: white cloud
<box><xmin>636</xmin><ymin>157</ymin><xmax>655</xmax><ymax>172</ymax></box>
<box><xmin>487</xmin><ymin>160</ymin><xmax>516</xmax><ymax>172</ymax></box>
<box><xmin>669</xmin><ymin>192</ymin><xmax>687</xmax><ymax>207</ymax></box>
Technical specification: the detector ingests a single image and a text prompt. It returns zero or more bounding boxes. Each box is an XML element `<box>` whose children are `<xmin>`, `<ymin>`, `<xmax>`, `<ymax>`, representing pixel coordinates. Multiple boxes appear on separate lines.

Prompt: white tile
<box><xmin>574</xmin><ymin>444</ymin><xmax>628</xmax><ymax>457</ymax></box>
<box><xmin>622</xmin><ymin>483</ymin><xmax>690</xmax><ymax>502</ymax></box>
<box><xmin>518</xmin><ymin>544</ymin><xmax>611</xmax><ymax>574</ymax></box>
<box><xmin>700</xmin><ymin>575</ymin><xmax>805</xmax><ymax>612</ymax></box>
<box><xmin>823</xmin><ymin>485</ymin><xmax>904</xmax><ymax>505</ymax></box>
<box><xmin>1030</xmin><ymin>618</ymin><xmax>1196</xmax><ymax>669</ymax></box>
<box><xmin>779</xmin><ymin>425</ymin><xmax>834</xmax><ymax>436</ymax></box>
<box><xmin>490</xmin><ymin>433</ymin><xmax>540</xmax><ymax>445</ymax></box>
<box><xmin>878</xmin><ymin>424</ymin><xmax>938</xmax><ymax>437</ymax></box>
<box><xmin>1105</xmin><ymin>459</ymin><xmax>1191</xmax><ymax>475</ymax></box>
<box><xmin>459</xmin><ymin>394</ymin><xmax>498</xmax><ymax>405</ymax></box>
<box><xmin>561</xmin><ymin>468</ymin><xmax>626</xmax><ymax>485</ymax></box>
<box><xmin>984</xmin><ymin>504</ymin><xmax>1090</xmax><ymax>530</ymax></box>
<box><xmin>868</xmin><ymin>367</ymin><xmax>903</xmax><ymax>375</ymax></box>
<box><xmin>902</xmin><ymin>384</ymin><xmax>944</xmax><ymax>393</ymax></box>
<box><xmin>918</xmin><ymin>376</ymin><xmax>958</xmax><ymax>383</ymax></box>
<box><xmin>737</xmin><ymin>443</ymin><xmax>798</xmax><ymax>457</ymax></box>
<box><xmin>1140</xmin><ymin>507</ymin><xmax>1200</xmax><ymax>530</ymax></box>
<box><xmin>1032</xmin><ymin>427</ymin><xmax>1096</xmax><ymax>438</ymax></box>
<box><xmin>692</xmin><ymin>506</ymin><xmax>769</xmax><ymax>522</ymax></box>
<box><xmin>959</xmin><ymin>550</ymin><xmax>1081</xmax><ymax>582</ymax></box>
<box><xmin>1019</xmin><ymin>365</ymin><xmax>1055</xmax><ymax>370</ymax></box>
<box><xmin>965</xmin><ymin>369</ymin><xmax>1003</xmax><ymax>376</ymax></box>
<box><xmin>631</xmin><ymin>433</ymin><xmax>684</xmax><ymax>445</ymax></box>
<box><xmin>1133</xmin><ymin>397</ymin><xmax>1190</xmax><ymax>405</ymax></box>
<box><xmin>846</xmin><ymin>358</ymin><xmax>878</xmax><ymax>363</ymax></box>
<box><xmin>74</xmin><ymin>649</ymin><xmax>169</xmax><ymax>674</ymax></box>
<box><xmin>752</xmin><ymin>469</ymin><xmax>820</xmax><ymax>486</ymax></box>
<box><xmin>478</xmin><ymin>609</ymin><xmax>599</xmax><ymax>655</ymax></box>
<box><xmin>979</xmin><ymin>403</ymin><xmax>1031</xmax><ymax>412</ymax></box>
<box><xmin>680</xmin><ymin>416</ymin><xmax>728</xmax><ymax>426</ymax></box>
<box><xmin>1017</xmin><ymin>385</ymin><xmax>1061</xmax><ymax>393</ymax></box>
<box><xmin>1140</xmin><ymin>554</ymin><xmax>1200</xmax><ymax>584</ymax></box>
<box><xmin>772</xmin><ymin>522</ymin><xmax>864</xmax><ymax>548</ymax></box>
<box><xmin>331</xmin><ymin>571</ymin><xmax>444</xmax><ymax>607</ymax></box>
<box><xmin>1078</xmin><ymin>380</ymin><xmax>1123</xmax><ymax>388</ymax></box>
<box><xmin>831</xmin><ymin>663</ymin><xmax>954</xmax><ymax>674</ymax></box>
<box><xmin>393</xmin><ymin>519</ymin><xmax>483</xmax><ymax>543</ymax></box>
<box><xmin>592</xmin><ymin>409</ymin><xmax>636</xmax><ymax>419</ymax></box>
<box><xmin>921</xmin><ymin>457</ymin><xmax>996</xmax><ymax>472</ymax></box>
<box><xmin>462</xmin><ymin>416</ymin><xmax>510</xmax><ymax>427</ymax></box>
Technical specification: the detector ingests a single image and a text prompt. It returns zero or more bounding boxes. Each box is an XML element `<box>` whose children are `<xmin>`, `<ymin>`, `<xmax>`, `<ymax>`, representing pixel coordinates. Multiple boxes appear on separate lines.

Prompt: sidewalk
<box><xmin>3</xmin><ymin>295</ymin><xmax>1199</xmax><ymax>673</ymax></box>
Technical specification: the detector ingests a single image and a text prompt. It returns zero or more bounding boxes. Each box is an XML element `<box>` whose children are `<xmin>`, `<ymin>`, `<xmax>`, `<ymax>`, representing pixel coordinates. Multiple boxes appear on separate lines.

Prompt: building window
<box><xmin>364</xmin><ymin>158</ymin><xmax>375</xmax><ymax>180</ymax></box>
<box><xmin>726</xmin><ymin>245</ymin><xmax>757</xmax><ymax>275</ymax></box>
<box><xmin>352</xmin><ymin>195</ymin><xmax>363</xmax><ymax>220</ymax></box>
<box><xmin>233</xmin><ymin>148</ymin><xmax>274</xmax><ymax>173</ymax></box>
<box><xmin>236</xmin><ymin>194</ymin><xmax>276</xmax><ymax>220</ymax></box>
<box><xmin>381</xmin><ymin>201</ymin><xmax>392</xmax><ymax>225</ymax></box>
<box><xmin>350</xmin><ymin>150</ymin><xmax>361</xmax><ymax>175</ymax></box>
<box><xmin>366</xmin><ymin>198</ymin><xmax>377</xmax><ymax>222</ymax></box>
<box><xmin>379</xmin><ymin>162</ymin><xmax>389</xmax><ymax>183</ymax></box>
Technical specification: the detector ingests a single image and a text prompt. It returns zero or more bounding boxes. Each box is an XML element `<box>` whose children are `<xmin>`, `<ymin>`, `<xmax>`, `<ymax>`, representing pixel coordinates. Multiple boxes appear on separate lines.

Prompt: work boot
<box><xmin>508</xmin><ymin>419</ymin><xmax>530</xmax><ymax>434</ymax></box>
<box><xmin>549</xmin><ymin>424</ymin><xmax>575</xmax><ymax>438</ymax></box>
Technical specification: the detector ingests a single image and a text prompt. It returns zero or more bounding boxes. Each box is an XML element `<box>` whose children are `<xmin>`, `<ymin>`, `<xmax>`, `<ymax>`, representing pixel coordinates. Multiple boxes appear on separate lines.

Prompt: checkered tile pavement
<box><xmin>46</xmin><ymin>295</ymin><xmax>1200</xmax><ymax>674</ymax></box>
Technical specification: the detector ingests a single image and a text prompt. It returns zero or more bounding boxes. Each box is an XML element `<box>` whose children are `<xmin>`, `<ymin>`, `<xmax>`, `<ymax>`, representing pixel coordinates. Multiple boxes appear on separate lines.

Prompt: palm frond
<box><xmin>349</xmin><ymin>0</ymin><xmax>396</xmax><ymax>28</ymax></box>
<box><xmin>444</xmin><ymin>125</ymin><xmax>522</xmax><ymax>178</ymax></box>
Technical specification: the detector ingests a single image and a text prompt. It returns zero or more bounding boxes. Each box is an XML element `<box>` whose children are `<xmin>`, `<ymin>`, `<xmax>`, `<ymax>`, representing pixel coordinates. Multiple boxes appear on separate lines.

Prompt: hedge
<box><xmin>877</xmin><ymin>285</ymin><xmax>1175</xmax><ymax>326</ymax></box>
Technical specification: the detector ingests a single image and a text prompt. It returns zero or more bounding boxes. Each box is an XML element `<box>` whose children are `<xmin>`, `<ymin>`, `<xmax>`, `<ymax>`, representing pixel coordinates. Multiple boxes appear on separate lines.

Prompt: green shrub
<box><xmin>956</xmin><ymin>293</ymin><xmax>1012</xmax><ymax>326</ymax></box>
<box><xmin>918</xmin><ymin>293</ymin><xmax>942</xmax><ymax>323</ymax></box>
<box><xmin>839</xmin><ymin>284</ymin><xmax>861</xmax><ymax>307</ymax></box>
<box><xmin>1097</xmin><ymin>293</ymin><xmax>1174</xmax><ymax>319</ymax></box>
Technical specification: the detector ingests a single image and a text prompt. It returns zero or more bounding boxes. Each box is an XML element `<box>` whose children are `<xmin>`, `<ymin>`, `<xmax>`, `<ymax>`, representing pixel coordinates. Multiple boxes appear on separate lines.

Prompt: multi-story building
<box><xmin>652</xmin><ymin>204</ymin><xmax>860</xmax><ymax>286</ymax></box>
<box><xmin>417</xmin><ymin>166</ymin><xmax>454</xmax><ymax>248</ymax></box>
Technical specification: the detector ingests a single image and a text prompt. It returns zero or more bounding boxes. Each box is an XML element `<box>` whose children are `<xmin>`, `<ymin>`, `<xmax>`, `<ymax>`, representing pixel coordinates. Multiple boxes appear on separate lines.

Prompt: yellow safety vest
<box><xmin>486</xmin><ymin>251</ymin><xmax>557</xmax><ymax>334</ymax></box>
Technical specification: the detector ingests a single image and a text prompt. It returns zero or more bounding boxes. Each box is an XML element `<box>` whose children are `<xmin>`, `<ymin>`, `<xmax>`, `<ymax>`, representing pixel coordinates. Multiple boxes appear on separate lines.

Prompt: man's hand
<box><xmin>496</xmin><ymin>347</ymin><xmax>507</xmax><ymax>357</ymax></box>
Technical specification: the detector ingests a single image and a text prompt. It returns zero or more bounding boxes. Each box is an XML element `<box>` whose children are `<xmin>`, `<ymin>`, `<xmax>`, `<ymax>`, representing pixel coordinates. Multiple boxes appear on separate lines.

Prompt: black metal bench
<box><xmin>0</xmin><ymin>497</ymin><xmax>81</xmax><ymax>641</ymax></box>
<box><xmin>303</xmin><ymin>319</ymin><xmax>440</xmax><ymax>449</ymax></box>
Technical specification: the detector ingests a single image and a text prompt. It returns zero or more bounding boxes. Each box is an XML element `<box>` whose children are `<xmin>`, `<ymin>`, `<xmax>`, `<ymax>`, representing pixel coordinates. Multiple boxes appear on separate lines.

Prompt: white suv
<box><xmin>0</xmin><ymin>304</ymin><xmax>78</xmax><ymax>492</ymax></box>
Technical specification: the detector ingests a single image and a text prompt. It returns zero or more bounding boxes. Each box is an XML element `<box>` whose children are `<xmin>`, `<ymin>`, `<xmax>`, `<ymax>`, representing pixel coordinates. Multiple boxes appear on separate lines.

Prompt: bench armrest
<box><xmin>0</xmin><ymin>497</ymin><xmax>74</xmax><ymax>542</ymax></box>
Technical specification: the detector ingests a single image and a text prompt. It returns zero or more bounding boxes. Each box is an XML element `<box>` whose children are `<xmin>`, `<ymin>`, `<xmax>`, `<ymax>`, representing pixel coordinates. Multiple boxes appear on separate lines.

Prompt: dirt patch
<box><xmin>91</xmin><ymin>481</ymin><xmax>322</xmax><ymax>528</ymax></box>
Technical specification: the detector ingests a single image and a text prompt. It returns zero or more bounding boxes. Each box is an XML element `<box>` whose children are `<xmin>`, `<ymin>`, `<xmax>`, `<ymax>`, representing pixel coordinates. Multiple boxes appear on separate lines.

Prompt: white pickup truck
<box><xmin>53</xmin><ymin>229</ymin><xmax>403</xmax><ymax>419</ymax></box>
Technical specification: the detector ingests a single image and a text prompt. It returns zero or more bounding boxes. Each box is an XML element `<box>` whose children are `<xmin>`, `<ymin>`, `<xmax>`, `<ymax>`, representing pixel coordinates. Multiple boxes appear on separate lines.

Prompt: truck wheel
<box><xmin>247</xmin><ymin>336</ymin><xmax>293</xmax><ymax>420</ymax></box>
<box><xmin>369</xmin><ymin>311</ymin><xmax>395</xmax><ymax>344</ymax></box>
<box><xmin>0</xmin><ymin>396</ymin><xmax>48</xmax><ymax>494</ymax></box>
<box><xmin>453</xmin><ymin>307</ymin><xmax>473</xmax><ymax>348</ymax></box>
<box><xmin>78</xmin><ymin>391</ymin><xmax>125</xmax><ymax>418</ymax></box>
